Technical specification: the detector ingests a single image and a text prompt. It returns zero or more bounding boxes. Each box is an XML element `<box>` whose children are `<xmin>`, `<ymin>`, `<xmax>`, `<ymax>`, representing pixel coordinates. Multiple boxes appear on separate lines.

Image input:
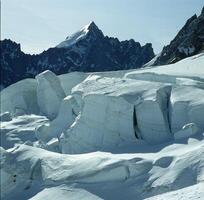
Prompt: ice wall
<box><xmin>36</xmin><ymin>70</ymin><xmax>66</xmax><ymax>120</ymax></box>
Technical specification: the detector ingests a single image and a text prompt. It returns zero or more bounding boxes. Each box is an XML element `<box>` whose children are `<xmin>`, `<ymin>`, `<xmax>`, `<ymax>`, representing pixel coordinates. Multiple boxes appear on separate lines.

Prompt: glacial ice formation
<box><xmin>1</xmin><ymin>53</ymin><xmax>204</xmax><ymax>199</ymax></box>
<box><xmin>0</xmin><ymin>79</ymin><xmax>39</xmax><ymax>116</ymax></box>
<box><xmin>1</xmin><ymin>54</ymin><xmax>204</xmax><ymax>153</ymax></box>
<box><xmin>174</xmin><ymin>123</ymin><xmax>199</xmax><ymax>140</ymax></box>
<box><xmin>60</xmin><ymin>94</ymin><xmax>137</xmax><ymax>154</ymax></box>
<box><xmin>170</xmin><ymin>86</ymin><xmax>204</xmax><ymax>133</ymax></box>
<box><xmin>0</xmin><ymin>115</ymin><xmax>48</xmax><ymax>149</ymax></box>
<box><xmin>35</xmin><ymin>95</ymin><xmax>78</xmax><ymax>143</ymax></box>
<box><xmin>36</xmin><ymin>70</ymin><xmax>66</xmax><ymax>120</ymax></box>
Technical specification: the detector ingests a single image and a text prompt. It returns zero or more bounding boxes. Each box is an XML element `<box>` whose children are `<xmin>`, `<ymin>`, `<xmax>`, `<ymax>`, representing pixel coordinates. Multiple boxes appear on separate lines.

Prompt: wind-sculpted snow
<box><xmin>1</xmin><ymin>140</ymin><xmax>204</xmax><ymax>200</ymax></box>
<box><xmin>0</xmin><ymin>115</ymin><xmax>48</xmax><ymax>149</ymax></box>
<box><xmin>1</xmin><ymin>53</ymin><xmax>204</xmax><ymax>199</ymax></box>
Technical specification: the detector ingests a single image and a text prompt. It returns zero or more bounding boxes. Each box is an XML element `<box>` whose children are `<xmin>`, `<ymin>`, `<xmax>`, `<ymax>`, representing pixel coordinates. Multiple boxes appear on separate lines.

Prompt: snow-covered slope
<box><xmin>56</xmin><ymin>21</ymin><xmax>97</xmax><ymax>48</ymax></box>
<box><xmin>1</xmin><ymin>53</ymin><xmax>204</xmax><ymax>199</ymax></box>
<box><xmin>127</xmin><ymin>53</ymin><xmax>204</xmax><ymax>81</ymax></box>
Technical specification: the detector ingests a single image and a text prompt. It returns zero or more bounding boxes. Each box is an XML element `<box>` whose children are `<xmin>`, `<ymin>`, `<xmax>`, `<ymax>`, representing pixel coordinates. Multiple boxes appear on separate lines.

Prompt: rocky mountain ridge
<box><xmin>152</xmin><ymin>7</ymin><xmax>204</xmax><ymax>65</ymax></box>
<box><xmin>0</xmin><ymin>22</ymin><xmax>154</xmax><ymax>88</ymax></box>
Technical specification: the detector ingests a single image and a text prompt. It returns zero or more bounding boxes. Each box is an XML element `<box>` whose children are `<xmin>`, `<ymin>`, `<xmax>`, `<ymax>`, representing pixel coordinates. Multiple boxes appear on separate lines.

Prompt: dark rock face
<box><xmin>153</xmin><ymin>8</ymin><xmax>204</xmax><ymax>66</ymax></box>
<box><xmin>0</xmin><ymin>22</ymin><xmax>154</xmax><ymax>88</ymax></box>
<box><xmin>0</xmin><ymin>39</ymin><xmax>34</xmax><ymax>88</ymax></box>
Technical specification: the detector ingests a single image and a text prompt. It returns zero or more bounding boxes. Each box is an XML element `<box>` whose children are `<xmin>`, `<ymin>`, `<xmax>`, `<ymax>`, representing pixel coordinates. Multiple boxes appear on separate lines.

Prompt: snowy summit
<box><xmin>56</xmin><ymin>21</ymin><xmax>101</xmax><ymax>48</ymax></box>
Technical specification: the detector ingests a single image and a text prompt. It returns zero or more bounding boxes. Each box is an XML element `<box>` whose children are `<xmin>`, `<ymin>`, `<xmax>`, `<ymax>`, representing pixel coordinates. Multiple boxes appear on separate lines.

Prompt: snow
<box><xmin>1</xmin><ymin>53</ymin><xmax>204</xmax><ymax>199</ymax></box>
<box><xmin>29</xmin><ymin>185</ymin><xmax>101</xmax><ymax>200</ymax></box>
<box><xmin>125</xmin><ymin>53</ymin><xmax>204</xmax><ymax>81</ymax></box>
<box><xmin>60</xmin><ymin>75</ymin><xmax>175</xmax><ymax>153</ymax></box>
<box><xmin>60</xmin><ymin>94</ymin><xmax>137</xmax><ymax>154</ymax></box>
<box><xmin>59</xmin><ymin>72</ymin><xmax>88</xmax><ymax>95</ymax></box>
<box><xmin>1</xmin><ymin>139</ymin><xmax>204</xmax><ymax>200</ymax></box>
<box><xmin>56</xmin><ymin>22</ymin><xmax>93</xmax><ymax>49</ymax></box>
<box><xmin>36</xmin><ymin>70</ymin><xmax>66</xmax><ymax>120</ymax></box>
<box><xmin>135</xmin><ymin>85</ymin><xmax>172</xmax><ymax>144</ymax></box>
<box><xmin>35</xmin><ymin>95</ymin><xmax>77</xmax><ymax>143</ymax></box>
<box><xmin>0</xmin><ymin>115</ymin><xmax>48</xmax><ymax>149</ymax></box>
<box><xmin>170</xmin><ymin>86</ymin><xmax>204</xmax><ymax>133</ymax></box>
<box><xmin>143</xmin><ymin>53</ymin><xmax>161</xmax><ymax>67</ymax></box>
<box><xmin>174</xmin><ymin>123</ymin><xmax>199</xmax><ymax>140</ymax></box>
<box><xmin>0</xmin><ymin>79</ymin><xmax>39</xmax><ymax>116</ymax></box>
<box><xmin>145</xmin><ymin>182</ymin><xmax>204</xmax><ymax>200</ymax></box>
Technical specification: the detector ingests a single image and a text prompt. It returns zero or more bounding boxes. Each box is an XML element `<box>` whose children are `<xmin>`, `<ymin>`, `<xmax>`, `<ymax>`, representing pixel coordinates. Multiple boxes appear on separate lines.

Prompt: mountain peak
<box><xmin>56</xmin><ymin>21</ymin><xmax>103</xmax><ymax>48</ymax></box>
<box><xmin>85</xmin><ymin>21</ymin><xmax>98</xmax><ymax>30</ymax></box>
<box><xmin>201</xmin><ymin>6</ymin><xmax>204</xmax><ymax>15</ymax></box>
<box><xmin>81</xmin><ymin>21</ymin><xmax>103</xmax><ymax>37</ymax></box>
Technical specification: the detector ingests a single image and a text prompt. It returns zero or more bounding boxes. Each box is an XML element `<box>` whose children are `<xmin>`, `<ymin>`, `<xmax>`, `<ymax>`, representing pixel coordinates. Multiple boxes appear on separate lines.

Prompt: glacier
<box><xmin>1</xmin><ymin>53</ymin><xmax>204</xmax><ymax>199</ymax></box>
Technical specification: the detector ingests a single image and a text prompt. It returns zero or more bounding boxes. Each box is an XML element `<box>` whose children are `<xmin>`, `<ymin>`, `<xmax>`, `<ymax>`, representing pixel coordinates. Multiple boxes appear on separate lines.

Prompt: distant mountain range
<box><xmin>1</xmin><ymin>7</ymin><xmax>204</xmax><ymax>88</ymax></box>
<box><xmin>0</xmin><ymin>22</ymin><xmax>154</xmax><ymax>88</ymax></box>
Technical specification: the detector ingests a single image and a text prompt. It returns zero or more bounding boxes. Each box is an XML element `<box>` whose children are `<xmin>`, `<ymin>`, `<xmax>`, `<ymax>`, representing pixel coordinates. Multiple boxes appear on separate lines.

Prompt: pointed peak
<box><xmin>56</xmin><ymin>21</ymin><xmax>103</xmax><ymax>49</ymax></box>
<box><xmin>201</xmin><ymin>6</ymin><xmax>204</xmax><ymax>15</ymax></box>
<box><xmin>89</xmin><ymin>21</ymin><xmax>98</xmax><ymax>28</ymax></box>
<box><xmin>83</xmin><ymin>21</ymin><xmax>100</xmax><ymax>32</ymax></box>
<box><xmin>87</xmin><ymin>21</ymin><xmax>97</xmax><ymax>27</ymax></box>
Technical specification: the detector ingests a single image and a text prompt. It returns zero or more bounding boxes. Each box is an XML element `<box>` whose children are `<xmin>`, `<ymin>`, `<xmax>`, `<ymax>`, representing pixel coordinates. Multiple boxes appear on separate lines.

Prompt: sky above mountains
<box><xmin>2</xmin><ymin>0</ymin><xmax>203</xmax><ymax>54</ymax></box>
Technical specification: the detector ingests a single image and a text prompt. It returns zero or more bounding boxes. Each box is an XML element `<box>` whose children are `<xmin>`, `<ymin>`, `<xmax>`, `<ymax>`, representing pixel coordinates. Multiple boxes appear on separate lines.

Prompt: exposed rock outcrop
<box><xmin>153</xmin><ymin>7</ymin><xmax>204</xmax><ymax>65</ymax></box>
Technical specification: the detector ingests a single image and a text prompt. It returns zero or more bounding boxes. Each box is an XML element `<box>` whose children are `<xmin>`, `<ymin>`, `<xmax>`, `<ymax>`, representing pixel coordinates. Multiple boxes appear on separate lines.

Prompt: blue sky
<box><xmin>1</xmin><ymin>0</ymin><xmax>203</xmax><ymax>54</ymax></box>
